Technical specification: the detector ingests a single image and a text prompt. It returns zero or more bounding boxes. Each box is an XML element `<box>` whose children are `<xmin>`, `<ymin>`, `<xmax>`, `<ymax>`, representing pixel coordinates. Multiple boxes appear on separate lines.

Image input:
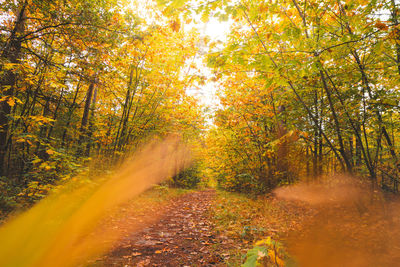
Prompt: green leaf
<box><xmin>242</xmin><ymin>246</ymin><xmax>268</xmax><ymax>267</ymax></box>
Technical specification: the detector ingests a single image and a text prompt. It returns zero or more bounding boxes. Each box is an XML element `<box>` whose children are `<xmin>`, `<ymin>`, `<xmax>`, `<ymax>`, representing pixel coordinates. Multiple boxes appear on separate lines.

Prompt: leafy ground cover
<box><xmin>91</xmin><ymin>189</ymin><xmax>225</xmax><ymax>266</ymax></box>
<box><xmin>4</xmin><ymin>180</ymin><xmax>400</xmax><ymax>267</ymax></box>
<box><xmin>210</xmin><ymin>178</ymin><xmax>400</xmax><ymax>267</ymax></box>
<box><xmin>210</xmin><ymin>191</ymin><xmax>315</xmax><ymax>266</ymax></box>
<box><xmin>90</xmin><ymin>186</ymin><xmax>400</xmax><ymax>266</ymax></box>
<box><xmin>84</xmin><ymin>188</ymin><xmax>313</xmax><ymax>266</ymax></box>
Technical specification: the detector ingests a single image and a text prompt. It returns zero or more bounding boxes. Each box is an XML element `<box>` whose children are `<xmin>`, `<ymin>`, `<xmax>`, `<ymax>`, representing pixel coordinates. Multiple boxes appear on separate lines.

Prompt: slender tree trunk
<box><xmin>77</xmin><ymin>79</ymin><xmax>95</xmax><ymax>156</ymax></box>
<box><xmin>318</xmin><ymin>88</ymin><xmax>323</xmax><ymax>176</ymax></box>
<box><xmin>355</xmin><ymin>131</ymin><xmax>362</xmax><ymax>166</ymax></box>
<box><xmin>313</xmin><ymin>91</ymin><xmax>318</xmax><ymax>177</ymax></box>
<box><xmin>36</xmin><ymin>97</ymin><xmax>51</xmax><ymax>161</ymax></box>
<box><xmin>0</xmin><ymin>1</ymin><xmax>27</xmax><ymax>176</ymax></box>
<box><xmin>306</xmin><ymin>145</ymin><xmax>310</xmax><ymax>178</ymax></box>
<box><xmin>276</xmin><ymin>105</ymin><xmax>288</xmax><ymax>176</ymax></box>
<box><xmin>61</xmin><ymin>77</ymin><xmax>81</xmax><ymax>148</ymax></box>
<box><xmin>320</xmin><ymin>70</ymin><xmax>353</xmax><ymax>173</ymax></box>
<box><xmin>349</xmin><ymin>136</ymin><xmax>354</xmax><ymax>167</ymax></box>
<box><xmin>85</xmin><ymin>87</ymin><xmax>97</xmax><ymax>157</ymax></box>
<box><xmin>390</xmin><ymin>0</ymin><xmax>400</xmax><ymax>75</ymax></box>
<box><xmin>46</xmin><ymin>88</ymin><xmax>65</xmax><ymax>141</ymax></box>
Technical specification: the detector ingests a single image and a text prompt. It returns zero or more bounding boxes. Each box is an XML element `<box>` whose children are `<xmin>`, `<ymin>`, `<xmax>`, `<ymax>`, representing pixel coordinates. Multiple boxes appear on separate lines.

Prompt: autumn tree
<box><xmin>158</xmin><ymin>0</ymin><xmax>400</xmax><ymax>192</ymax></box>
<box><xmin>0</xmin><ymin>0</ymin><xmax>205</xmax><ymax>211</ymax></box>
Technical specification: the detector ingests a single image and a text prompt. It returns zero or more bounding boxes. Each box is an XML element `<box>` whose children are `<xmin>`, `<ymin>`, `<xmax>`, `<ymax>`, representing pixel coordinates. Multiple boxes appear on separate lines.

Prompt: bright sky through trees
<box><xmin>126</xmin><ymin>0</ymin><xmax>231</xmax><ymax>111</ymax></box>
<box><xmin>185</xmin><ymin>17</ymin><xmax>231</xmax><ymax>113</ymax></box>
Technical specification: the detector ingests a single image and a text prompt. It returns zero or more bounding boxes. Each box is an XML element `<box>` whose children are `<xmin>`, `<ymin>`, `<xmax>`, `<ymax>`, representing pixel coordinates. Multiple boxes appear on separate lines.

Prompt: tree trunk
<box><xmin>0</xmin><ymin>1</ymin><xmax>27</xmax><ymax>176</ymax></box>
<box><xmin>35</xmin><ymin>96</ymin><xmax>51</xmax><ymax>161</ymax></box>
<box><xmin>276</xmin><ymin>105</ymin><xmax>288</xmax><ymax>176</ymax></box>
<box><xmin>85</xmin><ymin>87</ymin><xmax>97</xmax><ymax>157</ymax></box>
<box><xmin>390</xmin><ymin>0</ymin><xmax>400</xmax><ymax>75</ymax></box>
<box><xmin>62</xmin><ymin>77</ymin><xmax>81</xmax><ymax>148</ymax></box>
<box><xmin>77</xmin><ymin>79</ymin><xmax>95</xmax><ymax>156</ymax></box>
<box><xmin>319</xmin><ymin>70</ymin><xmax>353</xmax><ymax>173</ymax></box>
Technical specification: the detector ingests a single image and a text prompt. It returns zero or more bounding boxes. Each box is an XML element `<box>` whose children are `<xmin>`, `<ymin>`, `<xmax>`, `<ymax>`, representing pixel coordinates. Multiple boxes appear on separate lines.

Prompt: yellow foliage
<box><xmin>0</xmin><ymin>137</ymin><xmax>191</xmax><ymax>267</ymax></box>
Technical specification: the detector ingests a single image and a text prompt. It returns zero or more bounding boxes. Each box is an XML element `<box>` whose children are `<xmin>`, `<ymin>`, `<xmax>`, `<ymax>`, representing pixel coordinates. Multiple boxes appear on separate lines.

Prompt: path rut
<box><xmin>94</xmin><ymin>190</ymin><xmax>228</xmax><ymax>266</ymax></box>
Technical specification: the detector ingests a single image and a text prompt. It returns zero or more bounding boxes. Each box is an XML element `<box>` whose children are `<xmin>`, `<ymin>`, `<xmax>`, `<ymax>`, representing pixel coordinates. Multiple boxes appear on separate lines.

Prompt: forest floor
<box><xmin>90</xmin><ymin>189</ymin><xmax>238</xmax><ymax>266</ymax></box>
<box><xmin>3</xmin><ymin>178</ymin><xmax>400</xmax><ymax>266</ymax></box>
<box><xmin>88</xmin><ymin>188</ymin><xmax>312</xmax><ymax>267</ymax></box>
<box><xmin>87</xmin><ymin>183</ymin><xmax>400</xmax><ymax>267</ymax></box>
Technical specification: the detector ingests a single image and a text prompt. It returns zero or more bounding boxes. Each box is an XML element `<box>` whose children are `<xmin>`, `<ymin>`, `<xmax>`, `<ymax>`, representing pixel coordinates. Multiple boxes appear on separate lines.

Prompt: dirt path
<box><xmin>95</xmin><ymin>190</ymin><xmax>229</xmax><ymax>266</ymax></box>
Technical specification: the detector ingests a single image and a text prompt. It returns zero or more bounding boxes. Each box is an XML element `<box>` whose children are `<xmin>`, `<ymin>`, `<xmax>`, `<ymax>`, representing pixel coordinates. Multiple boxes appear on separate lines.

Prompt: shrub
<box><xmin>171</xmin><ymin>165</ymin><xmax>201</xmax><ymax>189</ymax></box>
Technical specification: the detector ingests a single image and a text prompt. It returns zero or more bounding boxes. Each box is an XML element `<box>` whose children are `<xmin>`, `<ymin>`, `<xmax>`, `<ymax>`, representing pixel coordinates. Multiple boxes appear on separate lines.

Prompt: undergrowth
<box><xmin>211</xmin><ymin>190</ymin><xmax>312</xmax><ymax>266</ymax></box>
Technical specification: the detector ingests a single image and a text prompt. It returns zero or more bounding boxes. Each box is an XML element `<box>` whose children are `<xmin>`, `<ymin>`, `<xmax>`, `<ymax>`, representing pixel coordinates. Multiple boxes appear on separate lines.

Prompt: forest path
<box><xmin>94</xmin><ymin>189</ymin><xmax>230</xmax><ymax>267</ymax></box>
